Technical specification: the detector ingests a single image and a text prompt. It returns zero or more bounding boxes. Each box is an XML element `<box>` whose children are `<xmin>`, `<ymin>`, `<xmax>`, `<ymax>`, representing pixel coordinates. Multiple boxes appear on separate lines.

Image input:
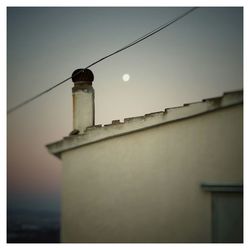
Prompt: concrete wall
<box><xmin>61</xmin><ymin>105</ymin><xmax>243</xmax><ymax>243</ymax></box>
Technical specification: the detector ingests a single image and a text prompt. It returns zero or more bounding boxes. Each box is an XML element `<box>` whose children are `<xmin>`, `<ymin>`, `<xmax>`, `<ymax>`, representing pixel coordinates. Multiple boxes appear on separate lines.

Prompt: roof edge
<box><xmin>46</xmin><ymin>90</ymin><xmax>243</xmax><ymax>158</ymax></box>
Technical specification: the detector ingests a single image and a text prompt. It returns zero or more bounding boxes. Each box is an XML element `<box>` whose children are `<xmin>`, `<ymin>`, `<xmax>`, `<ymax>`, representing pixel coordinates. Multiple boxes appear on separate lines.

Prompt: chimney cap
<box><xmin>72</xmin><ymin>68</ymin><xmax>94</xmax><ymax>83</ymax></box>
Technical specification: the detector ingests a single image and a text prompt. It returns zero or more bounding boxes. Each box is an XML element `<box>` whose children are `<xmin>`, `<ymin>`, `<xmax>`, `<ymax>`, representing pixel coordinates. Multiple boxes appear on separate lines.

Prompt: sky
<box><xmin>7</xmin><ymin>7</ymin><xmax>243</xmax><ymax>212</ymax></box>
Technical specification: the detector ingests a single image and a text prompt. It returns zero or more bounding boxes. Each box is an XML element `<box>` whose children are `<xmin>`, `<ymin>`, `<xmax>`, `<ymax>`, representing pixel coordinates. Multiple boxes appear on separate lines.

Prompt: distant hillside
<box><xmin>7</xmin><ymin>208</ymin><xmax>60</xmax><ymax>243</ymax></box>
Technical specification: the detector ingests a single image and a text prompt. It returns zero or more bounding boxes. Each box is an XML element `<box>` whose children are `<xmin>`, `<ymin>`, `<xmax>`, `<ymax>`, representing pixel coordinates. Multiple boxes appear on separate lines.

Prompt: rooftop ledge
<box><xmin>46</xmin><ymin>90</ymin><xmax>243</xmax><ymax>158</ymax></box>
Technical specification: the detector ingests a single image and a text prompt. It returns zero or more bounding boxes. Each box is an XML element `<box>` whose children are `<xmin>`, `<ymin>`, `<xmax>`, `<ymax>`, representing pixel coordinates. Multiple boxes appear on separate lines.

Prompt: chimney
<box><xmin>71</xmin><ymin>68</ymin><xmax>95</xmax><ymax>134</ymax></box>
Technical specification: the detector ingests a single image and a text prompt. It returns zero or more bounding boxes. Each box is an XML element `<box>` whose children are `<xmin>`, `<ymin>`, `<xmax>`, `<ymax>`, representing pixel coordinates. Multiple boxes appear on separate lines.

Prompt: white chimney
<box><xmin>71</xmin><ymin>68</ymin><xmax>95</xmax><ymax>134</ymax></box>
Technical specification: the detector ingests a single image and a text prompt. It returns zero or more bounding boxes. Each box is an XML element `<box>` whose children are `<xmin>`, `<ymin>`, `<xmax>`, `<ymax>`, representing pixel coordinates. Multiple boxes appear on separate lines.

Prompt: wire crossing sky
<box><xmin>7</xmin><ymin>7</ymin><xmax>198</xmax><ymax>114</ymax></box>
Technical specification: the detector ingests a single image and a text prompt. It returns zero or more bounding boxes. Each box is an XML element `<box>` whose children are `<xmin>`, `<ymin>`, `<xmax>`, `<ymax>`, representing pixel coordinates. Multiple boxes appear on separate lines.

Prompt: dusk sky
<box><xmin>7</xmin><ymin>7</ymin><xmax>243</xmax><ymax>211</ymax></box>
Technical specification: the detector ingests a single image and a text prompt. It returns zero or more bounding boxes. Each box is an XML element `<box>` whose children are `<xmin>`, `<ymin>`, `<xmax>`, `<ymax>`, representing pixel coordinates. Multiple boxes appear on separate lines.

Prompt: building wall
<box><xmin>61</xmin><ymin>104</ymin><xmax>243</xmax><ymax>243</ymax></box>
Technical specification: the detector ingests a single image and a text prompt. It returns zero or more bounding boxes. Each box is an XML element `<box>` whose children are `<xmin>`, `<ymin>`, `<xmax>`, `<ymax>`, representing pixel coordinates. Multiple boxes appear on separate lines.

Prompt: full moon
<box><xmin>122</xmin><ymin>74</ymin><xmax>130</xmax><ymax>82</ymax></box>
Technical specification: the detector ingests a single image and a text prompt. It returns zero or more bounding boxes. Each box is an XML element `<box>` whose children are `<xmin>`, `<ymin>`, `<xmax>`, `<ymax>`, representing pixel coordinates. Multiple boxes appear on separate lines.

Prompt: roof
<box><xmin>46</xmin><ymin>90</ymin><xmax>243</xmax><ymax>158</ymax></box>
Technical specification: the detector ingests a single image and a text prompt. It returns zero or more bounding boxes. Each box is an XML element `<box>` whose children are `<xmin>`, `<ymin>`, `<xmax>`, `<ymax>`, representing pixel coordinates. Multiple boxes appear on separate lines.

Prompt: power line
<box><xmin>7</xmin><ymin>7</ymin><xmax>199</xmax><ymax>114</ymax></box>
<box><xmin>7</xmin><ymin>77</ymin><xmax>72</xmax><ymax>114</ymax></box>
<box><xmin>85</xmin><ymin>7</ymin><xmax>199</xmax><ymax>69</ymax></box>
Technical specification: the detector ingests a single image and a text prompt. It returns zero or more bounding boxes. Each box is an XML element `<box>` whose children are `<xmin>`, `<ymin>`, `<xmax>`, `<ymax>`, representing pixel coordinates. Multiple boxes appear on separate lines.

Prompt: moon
<box><xmin>122</xmin><ymin>74</ymin><xmax>130</xmax><ymax>82</ymax></box>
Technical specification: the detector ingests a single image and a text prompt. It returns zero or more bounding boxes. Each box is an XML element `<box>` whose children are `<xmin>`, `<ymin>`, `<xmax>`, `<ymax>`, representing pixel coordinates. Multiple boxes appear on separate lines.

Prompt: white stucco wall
<box><xmin>61</xmin><ymin>104</ymin><xmax>243</xmax><ymax>243</ymax></box>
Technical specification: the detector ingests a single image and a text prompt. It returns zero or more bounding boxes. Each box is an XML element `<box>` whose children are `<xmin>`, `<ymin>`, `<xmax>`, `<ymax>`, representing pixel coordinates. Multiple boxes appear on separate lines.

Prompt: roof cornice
<box><xmin>46</xmin><ymin>90</ymin><xmax>243</xmax><ymax>158</ymax></box>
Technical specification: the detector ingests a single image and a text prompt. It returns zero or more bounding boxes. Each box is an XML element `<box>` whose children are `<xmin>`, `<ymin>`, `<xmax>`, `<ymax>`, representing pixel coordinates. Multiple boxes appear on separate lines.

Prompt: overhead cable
<box><xmin>7</xmin><ymin>7</ymin><xmax>199</xmax><ymax>114</ymax></box>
